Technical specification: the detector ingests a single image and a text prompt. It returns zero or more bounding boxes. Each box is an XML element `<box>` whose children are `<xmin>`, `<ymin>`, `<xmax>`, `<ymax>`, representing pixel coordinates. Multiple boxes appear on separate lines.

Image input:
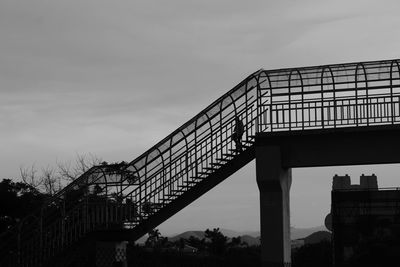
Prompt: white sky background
<box><xmin>1</xmin><ymin>0</ymin><xmax>400</xmax><ymax>235</ymax></box>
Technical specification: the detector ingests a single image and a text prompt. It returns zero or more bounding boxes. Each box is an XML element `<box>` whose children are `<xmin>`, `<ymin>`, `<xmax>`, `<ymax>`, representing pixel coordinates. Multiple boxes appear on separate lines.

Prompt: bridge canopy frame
<box><xmin>257</xmin><ymin>59</ymin><xmax>400</xmax><ymax>132</ymax></box>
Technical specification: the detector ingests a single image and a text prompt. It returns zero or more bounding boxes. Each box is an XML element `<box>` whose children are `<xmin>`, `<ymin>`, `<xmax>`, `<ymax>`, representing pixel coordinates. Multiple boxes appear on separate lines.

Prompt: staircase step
<box><xmin>172</xmin><ymin>189</ymin><xmax>186</xmax><ymax>193</ymax></box>
<box><xmin>203</xmin><ymin>167</ymin><xmax>217</xmax><ymax>171</ymax></box>
<box><xmin>178</xmin><ymin>185</ymin><xmax>191</xmax><ymax>188</ymax></box>
<box><xmin>185</xmin><ymin>181</ymin><xmax>199</xmax><ymax>184</ymax></box>
<box><xmin>164</xmin><ymin>191</ymin><xmax>184</xmax><ymax>197</ymax></box>
<box><xmin>216</xmin><ymin>158</ymin><xmax>230</xmax><ymax>162</ymax></box>
<box><xmin>189</xmin><ymin>176</ymin><xmax>204</xmax><ymax>180</ymax></box>
<box><xmin>210</xmin><ymin>162</ymin><xmax>224</xmax><ymax>166</ymax></box>
<box><xmin>178</xmin><ymin>185</ymin><xmax>192</xmax><ymax>188</ymax></box>
<box><xmin>160</xmin><ymin>198</ymin><xmax>171</xmax><ymax>201</ymax></box>
<box><xmin>164</xmin><ymin>194</ymin><xmax>178</xmax><ymax>198</ymax></box>
<box><xmin>222</xmin><ymin>153</ymin><xmax>235</xmax><ymax>157</ymax></box>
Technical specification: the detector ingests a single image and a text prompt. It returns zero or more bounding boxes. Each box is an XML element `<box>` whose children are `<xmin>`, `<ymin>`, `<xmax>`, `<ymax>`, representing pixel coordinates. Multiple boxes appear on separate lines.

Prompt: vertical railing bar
<box><xmin>355</xmin><ymin>65</ymin><xmax>359</xmax><ymax>126</ymax></box>
<box><xmin>321</xmin><ymin>68</ymin><xmax>325</xmax><ymax>129</ymax></box>
<box><xmin>301</xmin><ymin>82</ymin><xmax>305</xmax><ymax>130</ymax></box>
<box><xmin>364</xmin><ymin>64</ymin><xmax>370</xmax><ymax>126</ymax></box>
<box><xmin>288</xmin><ymin>73</ymin><xmax>292</xmax><ymax>131</ymax></box>
<box><xmin>390</xmin><ymin>61</ymin><xmax>395</xmax><ymax>124</ymax></box>
<box><xmin>270</xmin><ymin>81</ymin><xmax>274</xmax><ymax>132</ymax></box>
<box><xmin>255</xmin><ymin>76</ymin><xmax>260</xmax><ymax>133</ymax></box>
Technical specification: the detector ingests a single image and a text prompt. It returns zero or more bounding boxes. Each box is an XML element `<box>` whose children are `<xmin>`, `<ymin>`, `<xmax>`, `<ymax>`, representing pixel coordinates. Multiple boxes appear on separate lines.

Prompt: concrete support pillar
<box><xmin>256</xmin><ymin>145</ymin><xmax>292</xmax><ymax>267</ymax></box>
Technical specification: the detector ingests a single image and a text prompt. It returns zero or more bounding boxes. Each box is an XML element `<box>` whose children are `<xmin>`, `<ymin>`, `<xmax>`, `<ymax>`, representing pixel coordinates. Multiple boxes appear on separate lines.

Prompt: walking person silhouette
<box><xmin>232</xmin><ymin>116</ymin><xmax>244</xmax><ymax>152</ymax></box>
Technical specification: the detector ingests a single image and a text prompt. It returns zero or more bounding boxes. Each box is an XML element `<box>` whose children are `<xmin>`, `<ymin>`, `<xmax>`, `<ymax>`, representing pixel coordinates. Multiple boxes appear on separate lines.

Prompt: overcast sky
<box><xmin>1</xmin><ymin>0</ymin><xmax>400</xmax><ymax>235</ymax></box>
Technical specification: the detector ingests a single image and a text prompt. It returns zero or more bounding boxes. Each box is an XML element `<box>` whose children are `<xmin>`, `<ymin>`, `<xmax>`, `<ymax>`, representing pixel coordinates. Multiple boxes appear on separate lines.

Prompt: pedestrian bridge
<box><xmin>1</xmin><ymin>59</ymin><xmax>400</xmax><ymax>266</ymax></box>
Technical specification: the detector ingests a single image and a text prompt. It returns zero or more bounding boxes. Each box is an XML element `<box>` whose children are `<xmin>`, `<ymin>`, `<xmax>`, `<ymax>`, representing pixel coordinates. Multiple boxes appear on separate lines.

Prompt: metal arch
<box><xmin>256</xmin><ymin>70</ymin><xmax>273</xmax><ymax>89</ymax></box>
<box><xmin>131</xmin><ymin>162</ymin><xmax>144</xmax><ymax>205</ymax></box>
<box><xmin>355</xmin><ymin>62</ymin><xmax>369</xmax><ymax>126</ymax></box>
<box><xmin>218</xmin><ymin>98</ymin><xmax>224</xmax><ymax>156</ymax></box>
<box><xmin>289</xmin><ymin>68</ymin><xmax>303</xmax><ymax>130</ymax></box>
<box><xmin>253</xmin><ymin>72</ymin><xmax>263</xmax><ymax>118</ymax></box>
<box><xmin>389</xmin><ymin>60</ymin><xmax>400</xmax><ymax>123</ymax></box>
<box><xmin>143</xmin><ymin>147</ymin><xmax>165</xmax><ymax>202</ymax></box>
<box><xmin>152</xmin><ymin>147</ymin><xmax>166</xmax><ymax>203</ymax></box>
<box><xmin>180</xmin><ymin>130</ymin><xmax>190</xmax><ymax>181</ymax></box>
<box><xmin>193</xmin><ymin>112</ymin><xmax>213</xmax><ymax>174</ymax></box>
<box><xmin>227</xmin><ymin>93</ymin><xmax>238</xmax><ymax>119</ymax></box>
<box><xmin>244</xmin><ymin>79</ymin><xmax>249</xmax><ymax>137</ymax></box>
<box><xmin>217</xmin><ymin>94</ymin><xmax>235</xmax><ymax>153</ymax></box>
<box><xmin>98</xmin><ymin>167</ymin><xmax>110</xmax><ymax>199</ymax></box>
<box><xmin>121</xmin><ymin>164</ymin><xmax>140</xmax><ymax>186</ymax></box>
<box><xmin>193</xmin><ymin>116</ymin><xmax>200</xmax><ymax>177</ymax></box>
<box><xmin>321</xmin><ymin>66</ymin><xmax>337</xmax><ymax>127</ymax></box>
<box><xmin>123</xmin><ymin>164</ymin><xmax>143</xmax><ymax>204</ymax></box>
<box><xmin>143</xmin><ymin>152</ymin><xmax>151</xmax><ymax>200</ymax></box>
<box><xmin>78</xmin><ymin>166</ymin><xmax>101</xmax><ymax>192</ymax></box>
<box><xmin>203</xmin><ymin>112</ymin><xmax>214</xmax><ymax>164</ymax></box>
<box><xmin>131</xmin><ymin>165</ymin><xmax>140</xmax><ymax>186</ymax></box>
<box><xmin>255</xmin><ymin>70</ymin><xmax>272</xmax><ymax>132</ymax></box>
<box><xmin>168</xmin><ymin>129</ymin><xmax>189</xmax><ymax>191</ymax></box>
<box><xmin>154</xmin><ymin>147</ymin><xmax>166</xmax><ymax>177</ymax></box>
<box><xmin>244</xmin><ymin>75</ymin><xmax>259</xmax><ymax>134</ymax></box>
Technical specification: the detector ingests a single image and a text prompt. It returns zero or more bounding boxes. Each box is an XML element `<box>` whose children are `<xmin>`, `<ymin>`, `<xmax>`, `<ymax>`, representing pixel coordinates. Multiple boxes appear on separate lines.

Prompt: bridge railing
<box><xmin>0</xmin><ymin>198</ymin><xmax>138</xmax><ymax>267</ymax></box>
<box><xmin>257</xmin><ymin>59</ymin><xmax>400</xmax><ymax>132</ymax></box>
<box><xmin>115</xmin><ymin>71</ymin><xmax>262</xmax><ymax>221</ymax></box>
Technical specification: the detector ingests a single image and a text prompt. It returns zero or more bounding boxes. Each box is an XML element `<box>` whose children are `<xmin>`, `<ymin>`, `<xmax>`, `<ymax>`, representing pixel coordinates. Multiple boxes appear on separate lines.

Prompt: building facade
<box><xmin>330</xmin><ymin>174</ymin><xmax>400</xmax><ymax>266</ymax></box>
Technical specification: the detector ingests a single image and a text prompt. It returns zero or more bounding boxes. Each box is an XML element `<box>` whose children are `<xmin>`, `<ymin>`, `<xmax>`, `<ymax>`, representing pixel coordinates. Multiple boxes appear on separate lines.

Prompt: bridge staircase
<box><xmin>1</xmin><ymin>59</ymin><xmax>400</xmax><ymax>266</ymax></box>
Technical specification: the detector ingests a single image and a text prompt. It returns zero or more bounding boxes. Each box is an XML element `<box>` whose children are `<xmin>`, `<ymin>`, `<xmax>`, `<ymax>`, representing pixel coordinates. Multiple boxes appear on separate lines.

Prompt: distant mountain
<box><xmin>169</xmin><ymin>230</ymin><xmax>260</xmax><ymax>246</ymax></box>
<box><xmin>135</xmin><ymin>226</ymin><xmax>329</xmax><ymax>244</ymax></box>
<box><xmin>291</xmin><ymin>226</ymin><xmax>328</xmax><ymax>240</ymax></box>
<box><xmin>240</xmin><ymin>235</ymin><xmax>260</xmax><ymax>246</ymax></box>
<box><xmin>219</xmin><ymin>226</ymin><xmax>329</xmax><ymax>240</ymax></box>
<box><xmin>168</xmin><ymin>228</ymin><xmax>251</xmax><ymax>242</ymax></box>
<box><xmin>241</xmin><ymin>230</ymin><xmax>259</xmax><ymax>237</ymax></box>
<box><xmin>219</xmin><ymin>228</ymin><xmax>244</xmax><ymax>238</ymax></box>
<box><xmin>169</xmin><ymin>231</ymin><xmax>205</xmax><ymax>242</ymax></box>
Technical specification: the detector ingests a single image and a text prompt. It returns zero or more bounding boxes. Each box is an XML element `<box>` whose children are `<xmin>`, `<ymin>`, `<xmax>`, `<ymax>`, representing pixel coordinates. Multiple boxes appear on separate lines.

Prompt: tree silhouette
<box><xmin>205</xmin><ymin>228</ymin><xmax>228</xmax><ymax>255</ymax></box>
<box><xmin>145</xmin><ymin>229</ymin><xmax>161</xmax><ymax>247</ymax></box>
<box><xmin>20</xmin><ymin>153</ymin><xmax>102</xmax><ymax>195</ymax></box>
<box><xmin>187</xmin><ymin>235</ymin><xmax>206</xmax><ymax>251</ymax></box>
<box><xmin>0</xmin><ymin>179</ymin><xmax>47</xmax><ymax>234</ymax></box>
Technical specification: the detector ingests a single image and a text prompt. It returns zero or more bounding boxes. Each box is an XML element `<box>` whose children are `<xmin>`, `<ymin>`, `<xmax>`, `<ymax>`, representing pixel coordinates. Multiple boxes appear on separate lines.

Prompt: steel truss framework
<box><xmin>1</xmin><ymin>58</ymin><xmax>400</xmax><ymax>266</ymax></box>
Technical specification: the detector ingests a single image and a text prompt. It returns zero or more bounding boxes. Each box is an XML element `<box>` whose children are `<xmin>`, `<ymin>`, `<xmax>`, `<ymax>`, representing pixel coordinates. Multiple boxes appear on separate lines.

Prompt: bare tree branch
<box><xmin>20</xmin><ymin>153</ymin><xmax>102</xmax><ymax>195</ymax></box>
<box><xmin>20</xmin><ymin>164</ymin><xmax>42</xmax><ymax>190</ymax></box>
<box><xmin>41</xmin><ymin>165</ymin><xmax>58</xmax><ymax>195</ymax></box>
<box><xmin>57</xmin><ymin>153</ymin><xmax>102</xmax><ymax>182</ymax></box>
